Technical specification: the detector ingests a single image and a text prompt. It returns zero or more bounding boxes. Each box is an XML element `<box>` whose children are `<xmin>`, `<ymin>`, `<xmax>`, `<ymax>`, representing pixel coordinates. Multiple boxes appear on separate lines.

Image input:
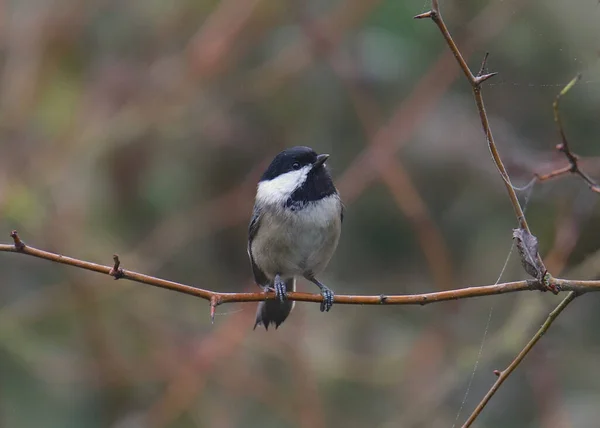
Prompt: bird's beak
<box><xmin>314</xmin><ymin>154</ymin><xmax>329</xmax><ymax>168</ymax></box>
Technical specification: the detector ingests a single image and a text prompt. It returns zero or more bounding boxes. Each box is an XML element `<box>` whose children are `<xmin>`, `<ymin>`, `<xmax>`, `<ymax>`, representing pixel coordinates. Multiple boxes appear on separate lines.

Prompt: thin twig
<box><xmin>1</xmin><ymin>232</ymin><xmax>599</xmax><ymax>309</ymax></box>
<box><xmin>416</xmin><ymin>0</ymin><xmax>526</xmax><ymax>232</ymax></box>
<box><xmin>535</xmin><ymin>74</ymin><xmax>600</xmax><ymax>193</ymax></box>
<box><xmin>535</xmin><ymin>164</ymin><xmax>573</xmax><ymax>182</ymax></box>
<box><xmin>554</xmin><ymin>75</ymin><xmax>583</xmax><ymax>165</ymax></box>
<box><xmin>462</xmin><ymin>292</ymin><xmax>578</xmax><ymax>427</ymax></box>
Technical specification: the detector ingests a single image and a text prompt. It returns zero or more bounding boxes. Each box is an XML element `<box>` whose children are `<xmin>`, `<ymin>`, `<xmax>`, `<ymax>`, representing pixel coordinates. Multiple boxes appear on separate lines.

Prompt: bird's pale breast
<box><xmin>251</xmin><ymin>195</ymin><xmax>342</xmax><ymax>279</ymax></box>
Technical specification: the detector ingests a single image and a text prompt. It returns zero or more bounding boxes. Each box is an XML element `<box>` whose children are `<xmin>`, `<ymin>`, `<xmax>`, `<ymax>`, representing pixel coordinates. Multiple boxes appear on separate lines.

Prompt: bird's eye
<box><xmin>292</xmin><ymin>162</ymin><xmax>300</xmax><ymax>170</ymax></box>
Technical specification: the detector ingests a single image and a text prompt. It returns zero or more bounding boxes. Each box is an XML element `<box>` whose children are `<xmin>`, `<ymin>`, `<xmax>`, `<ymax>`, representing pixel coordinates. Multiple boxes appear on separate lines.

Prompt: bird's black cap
<box><xmin>260</xmin><ymin>146</ymin><xmax>337</xmax><ymax>207</ymax></box>
<box><xmin>260</xmin><ymin>146</ymin><xmax>319</xmax><ymax>181</ymax></box>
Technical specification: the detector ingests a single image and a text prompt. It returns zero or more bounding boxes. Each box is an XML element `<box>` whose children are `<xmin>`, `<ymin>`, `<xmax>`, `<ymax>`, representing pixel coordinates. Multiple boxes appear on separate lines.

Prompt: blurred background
<box><xmin>0</xmin><ymin>0</ymin><xmax>599</xmax><ymax>427</ymax></box>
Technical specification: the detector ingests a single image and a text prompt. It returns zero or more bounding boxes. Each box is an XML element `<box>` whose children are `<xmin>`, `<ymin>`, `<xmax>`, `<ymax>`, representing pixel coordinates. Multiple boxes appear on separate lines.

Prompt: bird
<box><xmin>248</xmin><ymin>146</ymin><xmax>343</xmax><ymax>330</ymax></box>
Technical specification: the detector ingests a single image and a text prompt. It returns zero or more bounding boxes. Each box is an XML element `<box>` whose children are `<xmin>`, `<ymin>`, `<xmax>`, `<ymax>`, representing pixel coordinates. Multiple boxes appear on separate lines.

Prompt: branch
<box><xmin>1</xmin><ymin>231</ymin><xmax>599</xmax><ymax>312</ymax></box>
<box><xmin>535</xmin><ymin>74</ymin><xmax>600</xmax><ymax>193</ymax></box>
<box><xmin>415</xmin><ymin>2</ymin><xmax>524</xmax><ymax>226</ymax></box>
<box><xmin>415</xmin><ymin>0</ymin><xmax>554</xmax><ymax>295</ymax></box>
<box><xmin>414</xmin><ymin>1</ymin><xmax>583</xmax><ymax>425</ymax></box>
<box><xmin>462</xmin><ymin>291</ymin><xmax>578</xmax><ymax>427</ymax></box>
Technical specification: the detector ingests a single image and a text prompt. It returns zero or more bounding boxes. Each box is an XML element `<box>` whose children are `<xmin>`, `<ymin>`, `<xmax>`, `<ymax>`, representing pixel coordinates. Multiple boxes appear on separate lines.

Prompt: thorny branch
<box><xmin>414</xmin><ymin>3</ymin><xmax>520</xmax><ymax>226</ymax></box>
<box><xmin>415</xmin><ymin>1</ymin><xmax>554</xmax><ymax>296</ymax></box>
<box><xmin>414</xmin><ymin>0</ymin><xmax>591</xmax><ymax>426</ymax></box>
<box><xmin>0</xmin><ymin>231</ymin><xmax>598</xmax><ymax>312</ymax></box>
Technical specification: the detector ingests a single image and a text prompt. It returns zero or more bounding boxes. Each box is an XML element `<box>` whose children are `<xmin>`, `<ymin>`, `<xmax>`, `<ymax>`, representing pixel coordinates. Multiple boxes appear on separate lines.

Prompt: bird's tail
<box><xmin>254</xmin><ymin>277</ymin><xmax>296</xmax><ymax>330</ymax></box>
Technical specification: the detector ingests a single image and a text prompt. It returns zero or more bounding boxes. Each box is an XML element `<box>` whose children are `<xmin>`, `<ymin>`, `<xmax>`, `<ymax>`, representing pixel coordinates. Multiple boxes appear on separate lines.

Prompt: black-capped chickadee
<box><xmin>248</xmin><ymin>146</ymin><xmax>343</xmax><ymax>330</ymax></box>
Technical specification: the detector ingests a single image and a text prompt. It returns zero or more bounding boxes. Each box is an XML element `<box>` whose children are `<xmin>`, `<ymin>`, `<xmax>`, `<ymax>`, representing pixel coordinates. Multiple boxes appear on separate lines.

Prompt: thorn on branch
<box><xmin>474</xmin><ymin>52</ymin><xmax>497</xmax><ymax>85</ymax></box>
<box><xmin>109</xmin><ymin>254</ymin><xmax>124</xmax><ymax>279</ymax></box>
<box><xmin>413</xmin><ymin>11</ymin><xmax>433</xmax><ymax>19</ymax></box>
<box><xmin>475</xmin><ymin>72</ymin><xmax>498</xmax><ymax>85</ymax></box>
<box><xmin>10</xmin><ymin>230</ymin><xmax>25</xmax><ymax>251</ymax></box>
<box><xmin>493</xmin><ymin>370</ymin><xmax>501</xmax><ymax>377</ymax></box>
<box><xmin>210</xmin><ymin>296</ymin><xmax>218</xmax><ymax>324</ymax></box>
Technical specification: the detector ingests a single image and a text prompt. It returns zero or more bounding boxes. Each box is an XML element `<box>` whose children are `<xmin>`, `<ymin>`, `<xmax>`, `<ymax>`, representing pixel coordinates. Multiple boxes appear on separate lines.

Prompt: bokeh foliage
<box><xmin>1</xmin><ymin>0</ymin><xmax>600</xmax><ymax>427</ymax></box>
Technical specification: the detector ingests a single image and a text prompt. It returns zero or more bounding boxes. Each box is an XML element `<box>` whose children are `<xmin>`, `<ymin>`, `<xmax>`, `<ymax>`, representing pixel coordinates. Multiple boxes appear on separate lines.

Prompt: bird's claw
<box><xmin>320</xmin><ymin>287</ymin><xmax>334</xmax><ymax>312</ymax></box>
<box><xmin>274</xmin><ymin>275</ymin><xmax>287</xmax><ymax>303</ymax></box>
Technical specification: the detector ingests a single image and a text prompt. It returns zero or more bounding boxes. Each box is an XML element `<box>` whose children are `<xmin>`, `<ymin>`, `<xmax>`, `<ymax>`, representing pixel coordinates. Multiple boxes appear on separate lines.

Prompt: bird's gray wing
<box><xmin>248</xmin><ymin>205</ymin><xmax>269</xmax><ymax>287</ymax></box>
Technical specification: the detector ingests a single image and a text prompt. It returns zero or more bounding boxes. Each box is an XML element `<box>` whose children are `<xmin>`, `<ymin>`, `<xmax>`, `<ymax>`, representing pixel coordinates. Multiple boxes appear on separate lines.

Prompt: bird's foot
<box><xmin>320</xmin><ymin>286</ymin><xmax>334</xmax><ymax>312</ymax></box>
<box><xmin>273</xmin><ymin>275</ymin><xmax>287</xmax><ymax>303</ymax></box>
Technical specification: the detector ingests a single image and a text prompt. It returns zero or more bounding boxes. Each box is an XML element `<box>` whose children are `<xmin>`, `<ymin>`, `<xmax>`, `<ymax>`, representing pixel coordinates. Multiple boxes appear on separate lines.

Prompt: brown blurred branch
<box><xmin>246</xmin><ymin>0</ymin><xmax>384</xmax><ymax>95</ymax></box>
<box><xmin>145</xmin><ymin>309</ymin><xmax>251</xmax><ymax>428</ymax></box>
<box><xmin>132</xmin><ymin>0</ymin><xmax>522</xmax><ymax>279</ymax></box>
<box><xmin>335</xmin><ymin>0</ymin><xmax>523</xmax><ymax>202</ymax></box>
<box><xmin>186</xmin><ymin>0</ymin><xmax>260</xmax><ymax>79</ymax></box>
<box><xmin>296</xmin><ymin>7</ymin><xmax>456</xmax><ymax>291</ymax></box>
<box><xmin>1</xmin><ymin>231</ymin><xmax>598</xmax><ymax>311</ymax></box>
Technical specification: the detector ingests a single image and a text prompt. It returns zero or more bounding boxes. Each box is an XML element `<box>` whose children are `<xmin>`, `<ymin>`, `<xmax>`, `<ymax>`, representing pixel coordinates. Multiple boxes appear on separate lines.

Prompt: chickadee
<box><xmin>248</xmin><ymin>146</ymin><xmax>343</xmax><ymax>330</ymax></box>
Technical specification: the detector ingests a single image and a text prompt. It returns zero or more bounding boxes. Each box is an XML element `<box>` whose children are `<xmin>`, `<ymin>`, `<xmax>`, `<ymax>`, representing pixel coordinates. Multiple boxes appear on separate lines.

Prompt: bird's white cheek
<box><xmin>256</xmin><ymin>167</ymin><xmax>310</xmax><ymax>205</ymax></box>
